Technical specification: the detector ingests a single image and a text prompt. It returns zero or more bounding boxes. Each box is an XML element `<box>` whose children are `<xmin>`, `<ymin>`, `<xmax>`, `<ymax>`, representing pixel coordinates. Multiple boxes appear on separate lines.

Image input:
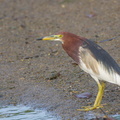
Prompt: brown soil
<box><xmin>0</xmin><ymin>0</ymin><xmax>120</xmax><ymax>120</ymax></box>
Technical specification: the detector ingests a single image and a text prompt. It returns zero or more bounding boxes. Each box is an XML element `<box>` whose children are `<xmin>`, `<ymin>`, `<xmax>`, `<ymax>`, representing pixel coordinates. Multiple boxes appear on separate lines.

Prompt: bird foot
<box><xmin>77</xmin><ymin>105</ymin><xmax>103</xmax><ymax>111</ymax></box>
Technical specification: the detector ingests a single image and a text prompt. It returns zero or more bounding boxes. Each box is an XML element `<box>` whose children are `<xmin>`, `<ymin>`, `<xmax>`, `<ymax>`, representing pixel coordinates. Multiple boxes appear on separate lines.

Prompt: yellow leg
<box><xmin>94</xmin><ymin>82</ymin><xmax>105</xmax><ymax>107</ymax></box>
<box><xmin>77</xmin><ymin>82</ymin><xmax>105</xmax><ymax>111</ymax></box>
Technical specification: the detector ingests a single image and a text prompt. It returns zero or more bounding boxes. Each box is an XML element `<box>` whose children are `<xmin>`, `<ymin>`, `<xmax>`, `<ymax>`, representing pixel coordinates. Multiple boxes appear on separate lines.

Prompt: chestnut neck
<box><xmin>62</xmin><ymin>35</ymin><xmax>86</xmax><ymax>63</ymax></box>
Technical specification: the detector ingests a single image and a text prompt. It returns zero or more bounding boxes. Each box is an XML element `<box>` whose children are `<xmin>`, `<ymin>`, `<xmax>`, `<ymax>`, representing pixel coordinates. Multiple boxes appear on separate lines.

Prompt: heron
<box><xmin>37</xmin><ymin>32</ymin><xmax>120</xmax><ymax>111</ymax></box>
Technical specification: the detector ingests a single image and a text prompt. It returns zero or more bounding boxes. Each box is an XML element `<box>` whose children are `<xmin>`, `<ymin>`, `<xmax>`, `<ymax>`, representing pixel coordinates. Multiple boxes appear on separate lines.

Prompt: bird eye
<box><xmin>58</xmin><ymin>35</ymin><xmax>63</xmax><ymax>38</ymax></box>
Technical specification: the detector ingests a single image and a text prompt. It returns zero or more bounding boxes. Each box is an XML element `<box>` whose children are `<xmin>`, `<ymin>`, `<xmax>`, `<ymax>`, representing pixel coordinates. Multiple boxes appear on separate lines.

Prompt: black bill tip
<box><xmin>36</xmin><ymin>37</ymin><xmax>44</xmax><ymax>40</ymax></box>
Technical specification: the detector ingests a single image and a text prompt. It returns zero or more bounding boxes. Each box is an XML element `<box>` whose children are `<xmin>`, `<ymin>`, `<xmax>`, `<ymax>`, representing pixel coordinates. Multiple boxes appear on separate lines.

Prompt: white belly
<box><xmin>79</xmin><ymin>60</ymin><xmax>120</xmax><ymax>86</ymax></box>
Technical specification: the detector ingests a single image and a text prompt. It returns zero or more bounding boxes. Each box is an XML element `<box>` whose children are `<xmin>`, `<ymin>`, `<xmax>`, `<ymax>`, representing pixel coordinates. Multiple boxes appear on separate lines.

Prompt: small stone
<box><xmin>46</xmin><ymin>71</ymin><xmax>60</xmax><ymax>80</ymax></box>
<box><xmin>75</xmin><ymin>92</ymin><xmax>92</xmax><ymax>99</ymax></box>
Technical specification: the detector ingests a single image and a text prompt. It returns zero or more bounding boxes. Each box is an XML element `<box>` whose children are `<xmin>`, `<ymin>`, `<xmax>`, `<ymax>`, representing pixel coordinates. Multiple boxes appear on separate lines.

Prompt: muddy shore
<box><xmin>0</xmin><ymin>0</ymin><xmax>120</xmax><ymax>120</ymax></box>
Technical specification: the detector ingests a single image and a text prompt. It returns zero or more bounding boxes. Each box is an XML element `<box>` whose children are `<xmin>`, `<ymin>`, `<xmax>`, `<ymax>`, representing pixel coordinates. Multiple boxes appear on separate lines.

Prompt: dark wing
<box><xmin>82</xmin><ymin>39</ymin><xmax>120</xmax><ymax>75</ymax></box>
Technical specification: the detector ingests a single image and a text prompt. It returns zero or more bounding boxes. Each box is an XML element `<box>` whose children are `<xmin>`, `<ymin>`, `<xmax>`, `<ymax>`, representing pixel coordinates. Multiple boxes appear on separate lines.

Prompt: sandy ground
<box><xmin>0</xmin><ymin>0</ymin><xmax>120</xmax><ymax>120</ymax></box>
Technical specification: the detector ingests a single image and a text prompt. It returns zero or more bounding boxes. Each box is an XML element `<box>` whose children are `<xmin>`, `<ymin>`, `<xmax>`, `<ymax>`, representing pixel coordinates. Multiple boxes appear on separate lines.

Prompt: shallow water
<box><xmin>0</xmin><ymin>105</ymin><xmax>60</xmax><ymax>120</ymax></box>
<box><xmin>0</xmin><ymin>105</ymin><xmax>120</xmax><ymax>120</ymax></box>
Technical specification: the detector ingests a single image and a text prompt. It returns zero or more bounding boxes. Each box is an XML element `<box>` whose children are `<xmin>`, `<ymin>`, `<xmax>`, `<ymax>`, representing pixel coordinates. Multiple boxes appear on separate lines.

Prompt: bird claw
<box><xmin>77</xmin><ymin>105</ymin><xmax>103</xmax><ymax>111</ymax></box>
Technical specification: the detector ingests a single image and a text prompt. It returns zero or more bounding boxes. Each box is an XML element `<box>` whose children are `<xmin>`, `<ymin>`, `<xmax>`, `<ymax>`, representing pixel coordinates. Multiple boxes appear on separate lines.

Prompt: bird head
<box><xmin>36</xmin><ymin>32</ymin><xmax>85</xmax><ymax>45</ymax></box>
<box><xmin>37</xmin><ymin>32</ymin><xmax>86</xmax><ymax>63</ymax></box>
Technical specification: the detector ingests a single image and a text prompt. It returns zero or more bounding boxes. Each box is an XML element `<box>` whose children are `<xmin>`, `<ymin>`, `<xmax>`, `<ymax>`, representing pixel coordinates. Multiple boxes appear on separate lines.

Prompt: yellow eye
<box><xmin>58</xmin><ymin>35</ymin><xmax>63</xmax><ymax>38</ymax></box>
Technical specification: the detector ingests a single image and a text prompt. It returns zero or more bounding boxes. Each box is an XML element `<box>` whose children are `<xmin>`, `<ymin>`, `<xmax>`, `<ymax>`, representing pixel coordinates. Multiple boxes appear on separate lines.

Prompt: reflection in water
<box><xmin>0</xmin><ymin>105</ymin><xmax>60</xmax><ymax>120</ymax></box>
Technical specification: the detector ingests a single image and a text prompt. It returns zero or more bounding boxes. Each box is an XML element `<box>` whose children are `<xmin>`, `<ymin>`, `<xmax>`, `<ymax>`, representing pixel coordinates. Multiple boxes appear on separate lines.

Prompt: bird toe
<box><xmin>77</xmin><ymin>105</ymin><xmax>103</xmax><ymax>111</ymax></box>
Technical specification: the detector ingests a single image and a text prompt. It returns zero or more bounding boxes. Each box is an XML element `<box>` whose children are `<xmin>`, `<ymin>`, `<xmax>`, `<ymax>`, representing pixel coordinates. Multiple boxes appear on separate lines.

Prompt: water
<box><xmin>0</xmin><ymin>105</ymin><xmax>120</xmax><ymax>120</ymax></box>
<box><xmin>0</xmin><ymin>105</ymin><xmax>60</xmax><ymax>120</ymax></box>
